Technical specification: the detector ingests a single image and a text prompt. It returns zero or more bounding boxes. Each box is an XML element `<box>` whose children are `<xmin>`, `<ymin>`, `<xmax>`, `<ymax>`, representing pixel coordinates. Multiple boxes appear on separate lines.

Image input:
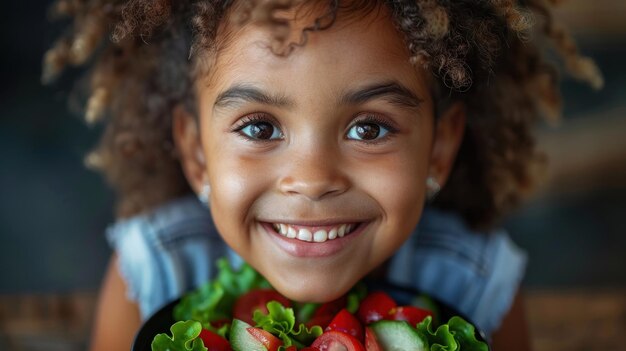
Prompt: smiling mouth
<box><xmin>269</xmin><ymin>222</ymin><xmax>361</xmax><ymax>243</ymax></box>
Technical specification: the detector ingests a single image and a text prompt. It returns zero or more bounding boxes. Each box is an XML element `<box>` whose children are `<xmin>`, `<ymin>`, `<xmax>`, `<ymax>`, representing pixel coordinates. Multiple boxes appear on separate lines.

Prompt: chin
<box><xmin>265</xmin><ymin>267</ymin><xmax>364</xmax><ymax>303</ymax></box>
<box><xmin>275</xmin><ymin>282</ymin><xmax>350</xmax><ymax>303</ymax></box>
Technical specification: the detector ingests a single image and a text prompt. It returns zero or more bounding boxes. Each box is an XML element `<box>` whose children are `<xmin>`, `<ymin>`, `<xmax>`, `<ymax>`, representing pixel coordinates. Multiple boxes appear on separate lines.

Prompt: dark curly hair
<box><xmin>43</xmin><ymin>0</ymin><xmax>602</xmax><ymax>230</ymax></box>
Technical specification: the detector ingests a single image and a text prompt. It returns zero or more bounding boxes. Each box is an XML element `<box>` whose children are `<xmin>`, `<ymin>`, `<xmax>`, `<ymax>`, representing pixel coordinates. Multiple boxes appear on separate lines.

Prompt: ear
<box><xmin>172</xmin><ymin>104</ymin><xmax>206</xmax><ymax>194</ymax></box>
<box><xmin>428</xmin><ymin>101</ymin><xmax>466</xmax><ymax>186</ymax></box>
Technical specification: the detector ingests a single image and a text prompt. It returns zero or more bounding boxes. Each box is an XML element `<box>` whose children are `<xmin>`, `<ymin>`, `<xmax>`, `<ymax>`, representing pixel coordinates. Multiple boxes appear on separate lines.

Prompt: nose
<box><xmin>277</xmin><ymin>144</ymin><xmax>350</xmax><ymax>200</ymax></box>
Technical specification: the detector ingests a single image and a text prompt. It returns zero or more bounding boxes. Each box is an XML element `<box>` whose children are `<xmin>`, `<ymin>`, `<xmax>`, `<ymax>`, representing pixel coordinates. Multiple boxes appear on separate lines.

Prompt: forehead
<box><xmin>198</xmin><ymin>3</ymin><xmax>429</xmax><ymax>105</ymax></box>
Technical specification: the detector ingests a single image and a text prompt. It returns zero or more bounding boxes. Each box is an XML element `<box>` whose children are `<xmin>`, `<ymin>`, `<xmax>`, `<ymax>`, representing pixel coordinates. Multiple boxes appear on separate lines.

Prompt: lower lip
<box><xmin>260</xmin><ymin>222</ymin><xmax>369</xmax><ymax>258</ymax></box>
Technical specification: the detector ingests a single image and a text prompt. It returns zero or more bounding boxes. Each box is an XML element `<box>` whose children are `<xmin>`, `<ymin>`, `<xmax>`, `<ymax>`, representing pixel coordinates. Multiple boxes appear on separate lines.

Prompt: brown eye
<box><xmin>347</xmin><ymin>122</ymin><xmax>388</xmax><ymax>141</ymax></box>
<box><xmin>239</xmin><ymin>121</ymin><xmax>282</xmax><ymax>140</ymax></box>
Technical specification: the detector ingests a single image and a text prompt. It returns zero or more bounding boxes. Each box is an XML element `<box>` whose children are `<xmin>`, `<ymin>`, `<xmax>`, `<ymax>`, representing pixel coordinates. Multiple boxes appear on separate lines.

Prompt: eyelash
<box><xmin>347</xmin><ymin>114</ymin><xmax>399</xmax><ymax>143</ymax></box>
<box><xmin>231</xmin><ymin>113</ymin><xmax>282</xmax><ymax>141</ymax></box>
<box><xmin>231</xmin><ymin>113</ymin><xmax>399</xmax><ymax>143</ymax></box>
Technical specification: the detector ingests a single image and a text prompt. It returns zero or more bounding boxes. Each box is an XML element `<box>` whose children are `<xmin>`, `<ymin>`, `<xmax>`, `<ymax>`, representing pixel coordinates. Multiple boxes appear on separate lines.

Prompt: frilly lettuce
<box><xmin>417</xmin><ymin>316</ymin><xmax>488</xmax><ymax>351</ymax></box>
<box><xmin>253</xmin><ymin>301</ymin><xmax>323</xmax><ymax>349</ymax></box>
<box><xmin>448</xmin><ymin>316</ymin><xmax>488</xmax><ymax>351</ymax></box>
<box><xmin>152</xmin><ymin>320</ymin><xmax>207</xmax><ymax>351</ymax></box>
<box><xmin>173</xmin><ymin>258</ymin><xmax>270</xmax><ymax>335</ymax></box>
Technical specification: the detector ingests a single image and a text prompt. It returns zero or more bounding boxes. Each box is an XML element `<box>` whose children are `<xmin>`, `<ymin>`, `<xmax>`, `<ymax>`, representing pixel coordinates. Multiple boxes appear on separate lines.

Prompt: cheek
<box><xmin>361</xmin><ymin>142</ymin><xmax>430</xmax><ymax>212</ymax></box>
<box><xmin>358</xmin><ymin>146</ymin><xmax>431</xmax><ymax>255</ymax></box>
<box><xmin>204</xmin><ymin>143</ymin><xmax>271</xmax><ymax>244</ymax></box>
<box><xmin>368</xmin><ymin>164</ymin><xmax>426</xmax><ymax>212</ymax></box>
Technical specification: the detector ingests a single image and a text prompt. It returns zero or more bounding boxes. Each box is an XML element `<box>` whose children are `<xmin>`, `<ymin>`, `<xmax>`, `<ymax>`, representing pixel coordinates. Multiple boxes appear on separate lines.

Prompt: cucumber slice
<box><xmin>229</xmin><ymin>319</ymin><xmax>267</xmax><ymax>351</ymax></box>
<box><xmin>370</xmin><ymin>320</ymin><xmax>427</xmax><ymax>351</ymax></box>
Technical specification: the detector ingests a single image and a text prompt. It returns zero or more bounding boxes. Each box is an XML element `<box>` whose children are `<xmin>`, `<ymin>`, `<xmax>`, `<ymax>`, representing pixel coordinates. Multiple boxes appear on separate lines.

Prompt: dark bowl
<box><xmin>133</xmin><ymin>280</ymin><xmax>491</xmax><ymax>350</ymax></box>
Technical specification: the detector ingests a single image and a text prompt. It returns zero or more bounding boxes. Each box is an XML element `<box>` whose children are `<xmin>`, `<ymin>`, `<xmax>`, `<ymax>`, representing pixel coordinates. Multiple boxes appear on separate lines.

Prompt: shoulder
<box><xmin>106</xmin><ymin>195</ymin><xmax>232</xmax><ymax>319</ymax></box>
<box><xmin>388</xmin><ymin>207</ymin><xmax>527</xmax><ymax>337</ymax></box>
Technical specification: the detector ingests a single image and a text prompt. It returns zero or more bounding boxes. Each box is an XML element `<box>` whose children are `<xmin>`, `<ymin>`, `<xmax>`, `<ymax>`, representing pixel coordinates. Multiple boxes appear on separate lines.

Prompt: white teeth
<box><xmin>271</xmin><ymin>223</ymin><xmax>359</xmax><ymax>242</ymax></box>
<box><xmin>338</xmin><ymin>224</ymin><xmax>346</xmax><ymax>238</ymax></box>
<box><xmin>287</xmin><ymin>226</ymin><xmax>297</xmax><ymax>238</ymax></box>
<box><xmin>313</xmin><ymin>230</ymin><xmax>328</xmax><ymax>242</ymax></box>
<box><xmin>328</xmin><ymin>228</ymin><xmax>338</xmax><ymax>240</ymax></box>
<box><xmin>297</xmin><ymin>228</ymin><xmax>313</xmax><ymax>242</ymax></box>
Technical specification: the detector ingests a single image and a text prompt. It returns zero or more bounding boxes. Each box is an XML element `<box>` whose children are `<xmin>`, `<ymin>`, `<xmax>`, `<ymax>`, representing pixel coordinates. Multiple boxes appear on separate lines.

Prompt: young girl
<box><xmin>43</xmin><ymin>0</ymin><xmax>601</xmax><ymax>350</ymax></box>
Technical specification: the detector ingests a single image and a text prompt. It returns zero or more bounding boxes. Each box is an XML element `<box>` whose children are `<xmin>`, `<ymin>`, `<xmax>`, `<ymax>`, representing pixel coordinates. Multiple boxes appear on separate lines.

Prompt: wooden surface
<box><xmin>0</xmin><ymin>290</ymin><xmax>624</xmax><ymax>351</ymax></box>
<box><xmin>0</xmin><ymin>294</ymin><xmax>96</xmax><ymax>351</ymax></box>
<box><xmin>526</xmin><ymin>290</ymin><xmax>626</xmax><ymax>351</ymax></box>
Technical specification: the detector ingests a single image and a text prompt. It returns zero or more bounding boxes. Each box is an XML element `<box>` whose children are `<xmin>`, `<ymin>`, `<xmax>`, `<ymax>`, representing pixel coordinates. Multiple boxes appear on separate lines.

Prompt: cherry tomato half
<box><xmin>311</xmin><ymin>330</ymin><xmax>365</xmax><ymax>351</ymax></box>
<box><xmin>356</xmin><ymin>292</ymin><xmax>396</xmax><ymax>325</ymax></box>
<box><xmin>326</xmin><ymin>309</ymin><xmax>364</xmax><ymax>343</ymax></box>
<box><xmin>364</xmin><ymin>327</ymin><xmax>382</xmax><ymax>351</ymax></box>
<box><xmin>198</xmin><ymin>329</ymin><xmax>231</xmax><ymax>351</ymax></box>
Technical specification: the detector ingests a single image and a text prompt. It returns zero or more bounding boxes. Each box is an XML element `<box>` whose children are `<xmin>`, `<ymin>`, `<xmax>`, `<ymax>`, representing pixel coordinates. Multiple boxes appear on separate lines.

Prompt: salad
<box><xmin>150</xmin><ymin>259</ymin><xmax>488</xmax><ymax>351</ymax></box>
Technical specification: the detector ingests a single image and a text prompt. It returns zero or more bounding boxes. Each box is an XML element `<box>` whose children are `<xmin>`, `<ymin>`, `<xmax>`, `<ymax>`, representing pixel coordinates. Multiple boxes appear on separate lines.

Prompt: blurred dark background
<box><xmin>1</xmin><ymin>0</ymin><xmax>624</xmax><ymax>350</ymax></box>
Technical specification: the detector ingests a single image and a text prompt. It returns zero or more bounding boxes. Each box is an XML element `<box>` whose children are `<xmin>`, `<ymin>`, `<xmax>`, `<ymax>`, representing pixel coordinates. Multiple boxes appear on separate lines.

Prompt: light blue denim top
<box><xmin>106</xmin><ymin>195</ymin><xmax>526</xmax><ymax>338</ymax></box>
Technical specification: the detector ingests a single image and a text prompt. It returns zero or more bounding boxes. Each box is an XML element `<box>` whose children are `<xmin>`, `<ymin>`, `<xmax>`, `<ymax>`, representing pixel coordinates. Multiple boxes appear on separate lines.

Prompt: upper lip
<box><xmin>258</xmin><ymin>219</ymin><xmax>368</xmax><ymax>226</ymax></box>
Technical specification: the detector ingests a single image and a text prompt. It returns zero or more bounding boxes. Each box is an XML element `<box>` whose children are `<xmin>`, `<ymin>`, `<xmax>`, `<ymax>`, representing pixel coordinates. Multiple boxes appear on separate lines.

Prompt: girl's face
<box><xmin>185</xmin><ymin>7</ymin><xmax>458</xmax><ymax>302</ymax></box>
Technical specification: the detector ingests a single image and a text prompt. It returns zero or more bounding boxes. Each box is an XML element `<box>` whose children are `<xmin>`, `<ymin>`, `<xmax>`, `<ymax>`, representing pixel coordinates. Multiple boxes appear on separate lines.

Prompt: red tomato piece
<box><xmin>325</xmin><ymin>309</ymin><xmax>364</xmax><ymax>343</ymax></box>
<box><xmin>198</xmin><ymin>329</ymin><xmax>231</xmax><ymax>351</ymax></box>
<box><xmin>234</xmin><ymin>289</ymin><xmax>291</xmax><ymax>325</ymax></box>
<box><xmin>389</xmin><ymin>306</ymin><xmax>433</xmax><ymax>326</ymax></box>
<box><xmin>284</xmin><ymin>346</ymin><xmax>298</xmax><ymax>351</ymax></box>
<box><xmin>246</xmin><ymin>327</ymin><xmax>283</xmax><ymax>351</ymax></box>
<box><xmin>364</xmin><ymin>327</ymin><xmax>381</xmax><ymax>351</ymax></box>
<box><xmin>307</xmin><ymin>295</ymin><xmax>348</xmax><ymax>329</ymax></box>
<box><xmin>311</xmin><ymin>330</ymin><xmax>366</xmax><ymax>351</ymax></box>
<box><xmin>300</xmin><ymin>348</ymin><xmax>320</xmax><ymax>351</ymax></box>
<box><xmin>356</xmin><ymin>292</ymin><xmax>396</xmax><ymax>325</ymax></box>
<box><xmin>315</xmin><ymin>296</ymin><xmax>348</xmax><ymax>317</ymax></box>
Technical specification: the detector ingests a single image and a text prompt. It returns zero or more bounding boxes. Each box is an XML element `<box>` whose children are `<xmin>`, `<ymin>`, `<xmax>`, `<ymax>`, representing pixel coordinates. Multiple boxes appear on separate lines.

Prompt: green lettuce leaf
<box><xmin>448</xmin><ymin>316</ymin><xmax>488</xmax><ymax>351</ymax></box>
<box><xmin>152</xmin><ymin>320</ymin><xmax>207</xmax><ymax>351</ymax></box>
<box><xmin>215</xmin><ymin>258</ymin><xmax>271</xmax><ymax>297</ymax></box>
<box><xmin>253</xmin><ymin>301</ymin><xmax>297</xmax><ymax>347</ymax></box>
<box><xmin>173</xmin><ymin>258</ymin><xmax>270</xmax><ymax>326</ymax></box>
<box><xmin>174</xmin><ymin>281</ymin><xmax>229</xmax><ymax>324</ymax></box>
<box><xmin>416</xmin><ymin>316</ymin><xmax>458</xmax><ymax>351</ymax></box>
<box><xmin>251</xmin><ymin>300</ymin><xmax>324</xmax><ymax>348</ymax></box>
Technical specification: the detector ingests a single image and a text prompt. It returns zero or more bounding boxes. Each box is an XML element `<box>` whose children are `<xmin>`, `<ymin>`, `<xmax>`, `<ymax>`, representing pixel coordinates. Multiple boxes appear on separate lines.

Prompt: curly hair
<box><xmin>43</xmin><ymin>0</ymin><xmax>602</xmax><ymax>230</ymax></box>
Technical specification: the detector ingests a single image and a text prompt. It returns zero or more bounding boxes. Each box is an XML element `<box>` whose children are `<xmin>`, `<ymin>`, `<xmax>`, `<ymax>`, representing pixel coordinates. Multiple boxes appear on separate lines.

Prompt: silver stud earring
<box><xmin>197</xmin><ymin>182</ymin><xmax>211</xmax><ymax>206</ymax></box>
<box><xmin>426</xmin><ymin>176</ymin><xmax>441</xmax><ymax>201</ymax></box>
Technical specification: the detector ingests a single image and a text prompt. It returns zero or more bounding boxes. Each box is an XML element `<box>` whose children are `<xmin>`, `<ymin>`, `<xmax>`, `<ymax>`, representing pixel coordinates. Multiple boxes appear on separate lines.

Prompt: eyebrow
<box><xmin>213</xmin><ymin>80</ymin><xmax>423</xmax><ymax>111</ymax></box>
<box><xmin>214</xmin><ymin>84</ymin><xmax>294</xmax><ymax>110</ymax></box>
<box><xmin>339</xmin><ymin>81</ymin><xmax>423</xmax><ymax>110</ymax></box>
